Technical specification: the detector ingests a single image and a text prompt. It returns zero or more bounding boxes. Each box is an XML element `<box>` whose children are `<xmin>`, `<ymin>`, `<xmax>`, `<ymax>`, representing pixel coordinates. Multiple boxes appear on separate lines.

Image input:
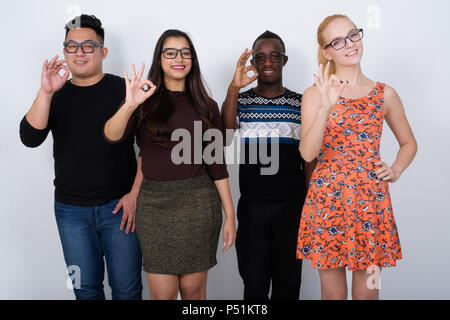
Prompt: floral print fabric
<box><xmin>297</xmin><ymin>82</ymin><xmax>402</xmax><ymax>271</ymax></box>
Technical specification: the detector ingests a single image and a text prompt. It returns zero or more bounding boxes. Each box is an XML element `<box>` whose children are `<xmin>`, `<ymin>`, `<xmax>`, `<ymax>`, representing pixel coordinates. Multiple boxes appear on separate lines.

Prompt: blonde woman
<box><xmin>297</xmin><ymin>14</ymin><xmax>417</xmax><ymax>300</ymax></box>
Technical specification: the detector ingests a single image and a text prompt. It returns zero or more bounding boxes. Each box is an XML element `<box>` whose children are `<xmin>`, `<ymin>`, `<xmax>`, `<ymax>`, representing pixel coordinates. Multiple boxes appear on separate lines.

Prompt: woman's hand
<box><xmin>314</xmin><ymin>61</ymin><xmax>348</xmax><ymax>113</ymax></box>
<box><xmin>222</xmin><ymin>216</ymin><xmax>236</xmax><ymax>253</ymax></box>
<box><xmin>124</xmin><ymin>63</ymin><xmax>157</xmax><ymax>110</ymax></box>
<box><xmin>375</xmin><ymin>161</ymin><xmax>400</xmax><ymax>183</ymax></box>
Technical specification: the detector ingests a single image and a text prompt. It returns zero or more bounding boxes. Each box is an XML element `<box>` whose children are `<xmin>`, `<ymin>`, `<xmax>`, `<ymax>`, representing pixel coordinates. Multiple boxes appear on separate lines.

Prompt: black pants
<box><xmin>236</xmin><ymin>197</ymin><xmax>304</xmax><ymax>300</ymax></box>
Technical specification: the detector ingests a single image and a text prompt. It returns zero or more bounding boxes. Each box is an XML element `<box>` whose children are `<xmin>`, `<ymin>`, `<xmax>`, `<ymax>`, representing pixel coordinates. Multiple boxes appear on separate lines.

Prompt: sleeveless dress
<box><xmin>296</xmin><ymin>82</ymin><xmax>402</xmax><ymax>270</ymax></box>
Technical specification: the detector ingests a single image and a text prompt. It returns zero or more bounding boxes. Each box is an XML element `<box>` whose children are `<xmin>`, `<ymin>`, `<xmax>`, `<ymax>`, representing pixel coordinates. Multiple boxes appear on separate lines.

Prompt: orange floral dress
<box><xmin>297</xmin><ymin>82</ymin><xmax>402</xmax><ymax>271</ymax></box>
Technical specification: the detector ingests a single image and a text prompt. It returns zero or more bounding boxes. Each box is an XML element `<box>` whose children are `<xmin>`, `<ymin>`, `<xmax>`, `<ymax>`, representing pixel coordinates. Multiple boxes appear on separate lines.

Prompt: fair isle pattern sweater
<box><xmin>235</xmin><ymin>88</ymin><xmax>306</xmax><ymax>201</ymax></box>
<box><xmin>237</xmin><ymin>88</ymin><xmax>302</xmax><ymax>144</ymax></box>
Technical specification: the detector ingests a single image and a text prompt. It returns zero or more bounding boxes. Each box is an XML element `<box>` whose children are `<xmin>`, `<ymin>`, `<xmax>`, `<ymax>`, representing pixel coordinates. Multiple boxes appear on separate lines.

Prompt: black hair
<box><xmin>252</xmin><ymin>30</ymin><xmax>286</xmax><ymax>53</ymax></box>
<box><xmin>138</xmin><ymin>29</ymin><xmax>216</xmax><ymax>147</ymax></box>
<box><xmin>65</xmin><ymin>14</ymin><xmax>105</xmax><ymax>43</ymax></box>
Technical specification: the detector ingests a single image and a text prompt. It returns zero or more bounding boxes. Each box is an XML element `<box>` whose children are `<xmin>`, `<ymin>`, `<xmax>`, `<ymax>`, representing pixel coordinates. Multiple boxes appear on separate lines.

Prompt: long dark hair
<box><xmin>137</xmin><ymin>29</ymin><xmax>215</xmax><ymax>147</ymax></box>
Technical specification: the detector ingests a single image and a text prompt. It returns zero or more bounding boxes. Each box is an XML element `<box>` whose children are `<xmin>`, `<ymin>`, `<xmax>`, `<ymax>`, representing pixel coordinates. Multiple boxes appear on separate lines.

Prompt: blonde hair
<box><xmin>317</xmin><ymin>14</ymin><xmax>357</xmax><ymax>76</ymax></box>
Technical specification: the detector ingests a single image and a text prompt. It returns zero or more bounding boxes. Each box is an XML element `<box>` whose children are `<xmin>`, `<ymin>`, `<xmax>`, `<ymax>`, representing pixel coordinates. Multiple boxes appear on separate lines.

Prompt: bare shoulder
<box><xmin>383</xmin><ymin>84</ymin><xmax>404</xmax><ymax>116</ymax></box>
<box><xmin>384</xmin><ymin>84</ymin><xmax>400</xmax><ymax>102</ymax></box>
<box><xmin>303</xmin><ymin>85</ymin><xmax>321</xmax><ymax>102</ymax></box>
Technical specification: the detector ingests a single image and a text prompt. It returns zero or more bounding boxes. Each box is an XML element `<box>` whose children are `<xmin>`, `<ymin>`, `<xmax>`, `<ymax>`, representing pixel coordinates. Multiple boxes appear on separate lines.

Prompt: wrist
<box><xmin>318</xmin><ymin>106</ymin><xmax>332</xmax><ymax>118</ymax></box>
<box><xmin>391</xmin><ymin>164</ymin><xmax>402</xmax><ymax>178</ymax></box>
<box><xmin>122</xmin><ymin>103</ymin><xmax>138</xmax><ymax>113</ymax></box>
<box><xmin>228</xmin><ymin>83</ymin><xmax>241</xmax><ymax>94</ymax></box>
<box><xmin>224</xmin><ymin>209</ymin><xmax>236</xmax><ymax>221</ymax></box>
<box><xmin>129</xmin><ymin>187</ymin><xmax>140</xmax><ymax>198</ymax></box>
<box><xmin>38</xmin><ymin>88</ymin><xmax>54</xmax><ymax>101</ymax></box>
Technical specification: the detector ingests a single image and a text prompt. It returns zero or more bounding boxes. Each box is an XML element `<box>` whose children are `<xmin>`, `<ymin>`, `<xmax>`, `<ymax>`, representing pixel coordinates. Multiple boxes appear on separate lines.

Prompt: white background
<box><xmin>1</xmin><ymin>0</ymin><xmax>449</xmax><ymax>300</ymax></box>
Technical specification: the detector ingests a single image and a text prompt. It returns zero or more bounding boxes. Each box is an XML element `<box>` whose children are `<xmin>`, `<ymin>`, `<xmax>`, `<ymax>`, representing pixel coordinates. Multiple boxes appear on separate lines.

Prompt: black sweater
<box><xmin>20</xmin><ymin>74</ymin><xmax>137</xmax><ymax>206</ymax></box>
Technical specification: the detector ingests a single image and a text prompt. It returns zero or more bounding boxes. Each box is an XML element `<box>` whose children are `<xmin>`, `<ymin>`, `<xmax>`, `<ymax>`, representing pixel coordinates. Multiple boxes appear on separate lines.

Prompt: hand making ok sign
<box><xmin>124</xmin><ymin>63</ymin><xmax>157</xmax><ymax>110</ymax></box>
<box><xmin>230</xmin><ymin>48</ymin><xmax>259</xmax><ymax>89</ymax></box>
<box><xmin>314</xmin><ymin>61</ymin><xmax>348</xmax><ymax>113</ymax></box>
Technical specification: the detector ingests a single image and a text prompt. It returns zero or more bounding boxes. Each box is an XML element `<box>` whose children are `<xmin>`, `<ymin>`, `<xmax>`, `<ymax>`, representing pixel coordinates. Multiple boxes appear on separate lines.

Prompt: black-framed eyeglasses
<box><xmin>324</xmin><ymin>28</ymin><xmax>364</xmax><ymax>50</ymax></box>
<box><xmin>252</xmin><ymin>51</ymin><xmax>286</xmax><ymax>65</ymax></box>
<box><xmin>63</xmin><ymin>40</ymin><xmax>104</xmax><ymax>54</ymax></box>
<box><xmin>161</xmin><ymin>48</ymin><xmax>193</xmax><ymax>59</ymax></box>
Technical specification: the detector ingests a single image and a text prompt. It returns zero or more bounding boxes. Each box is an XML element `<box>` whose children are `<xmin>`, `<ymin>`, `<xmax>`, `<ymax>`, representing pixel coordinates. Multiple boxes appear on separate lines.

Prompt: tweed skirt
<box><xmin>135</xmin><ymin>174</ymin><xmax>223</xmax><ymax>274</ymax></box>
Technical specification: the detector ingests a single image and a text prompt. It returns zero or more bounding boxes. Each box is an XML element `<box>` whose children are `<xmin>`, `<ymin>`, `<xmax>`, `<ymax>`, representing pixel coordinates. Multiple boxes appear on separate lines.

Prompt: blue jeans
<box><xmin>54</xmin><ymin>199</ymin><xmax>143</xmax><ymax>300</ymax></box>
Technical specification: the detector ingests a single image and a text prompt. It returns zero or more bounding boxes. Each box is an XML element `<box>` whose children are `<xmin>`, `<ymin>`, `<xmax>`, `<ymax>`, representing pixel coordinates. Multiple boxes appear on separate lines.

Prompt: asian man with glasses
<box><xmin>19</xmin><ymin>14</ymin><xmax>143</xmax><ymax>300</ymax></box>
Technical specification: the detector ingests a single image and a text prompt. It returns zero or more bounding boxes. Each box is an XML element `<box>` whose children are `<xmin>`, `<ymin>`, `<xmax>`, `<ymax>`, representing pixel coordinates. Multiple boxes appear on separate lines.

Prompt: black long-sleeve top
<box><xmin>20</xmin><ymin>74</ymin><xmax>137</xmax><ymax>206</ymax></box>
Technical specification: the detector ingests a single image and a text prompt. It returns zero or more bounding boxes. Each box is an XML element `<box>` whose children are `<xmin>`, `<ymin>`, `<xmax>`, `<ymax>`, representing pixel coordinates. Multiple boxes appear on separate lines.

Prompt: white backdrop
<box><xmin>1</xmin><ymin>0</ymin><xmax>449</xmax><ymax>300</ymax></box>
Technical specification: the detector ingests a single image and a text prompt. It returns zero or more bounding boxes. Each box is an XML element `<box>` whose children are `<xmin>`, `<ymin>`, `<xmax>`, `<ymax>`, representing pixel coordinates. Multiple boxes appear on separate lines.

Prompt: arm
<box><xmin>104</xmin><ymin>102</ymin><xmax>137</xmax><ymax>142</ymax></box>
<box><xmin>299</xmin><ymin>62</ymin><xmax>348</xmax><ymax>162</ymax></box>
<box><xmin>221</xmin><ymin>48</ymin><xmax>258</xmax><ymax>140</ymax></box>
<box><xmin>25</xmin><ymin>90</ymin><xmax>54</xmax><ymax>130</ymax></box>
<box><xmin>20</xmin><ymin>56</ymin><xmax>70</xmax><ymax>147</ymax></box>
<box><xmin>299</xmin><ymin>87</ymin><xmax>329</xmax><ymax>162</ymax></box>
<box><xmin>104</xmin><ymin>63</ymin><xmax>156</xmax><ymax>142</ymax></box>
<box><xmin>222</xmin><ymin>86</ymin><xmax>240</xmax><ymax>132</ymax></box>
<box><xmin>113</xmin><ymin>157</ymin><xmax>144</xmax><ymax>233</ymax></box>
<box><xmin>213</xmin><ymin>178</ymin><xmax>236</xmax><ymax>253</ymax></box>
<box><xmin>374</xmin><ymin>86</ymin><xmax>418</xmax><ymax>182</ymax></box>
<box><xmin>208</xmin><ymin>102</ymin><xmax>236</xmax><ymax>251</ymax></box>
<box><xmin>303</xmin><ymin>159</ymin><xmax>317</xmax><ymax>191</ymax></box>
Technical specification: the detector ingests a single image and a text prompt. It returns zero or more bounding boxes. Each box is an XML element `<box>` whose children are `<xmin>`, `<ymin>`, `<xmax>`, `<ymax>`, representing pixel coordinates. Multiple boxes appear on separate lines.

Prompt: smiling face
<box><xmin>64</xmin><ymin>28</ymin><xmax>107</xmax><ymax>79</ymax></box>
<box><xmin>251</xmin><ymin>38</ymin><xmax>287</xmax><ymax>85</ymax></box>
<box><xmin>160</xmin><ymin>36</ymin><xmax>193</xmax><ymax>84</ymax></box>
<box><xmin>321</xmin><ymin>18</ymin><xmax>363</xmax><ymax>69</ymax></box>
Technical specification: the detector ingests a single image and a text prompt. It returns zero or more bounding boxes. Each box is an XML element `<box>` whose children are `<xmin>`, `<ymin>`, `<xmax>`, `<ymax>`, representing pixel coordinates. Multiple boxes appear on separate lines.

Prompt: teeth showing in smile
<box><xmin>346</xmin><ymin>50</ymin><xmax>357</xmax><ymax>57</ymax></box>
<box><xmin>172</xmin><ymin>66</ymin><xmax>185</xmax><ymax>70</ymax></box>
<box><xmin>263</xmin><ymin>71</ymin><xmax>274</xmax><ymax>75</ymax></box>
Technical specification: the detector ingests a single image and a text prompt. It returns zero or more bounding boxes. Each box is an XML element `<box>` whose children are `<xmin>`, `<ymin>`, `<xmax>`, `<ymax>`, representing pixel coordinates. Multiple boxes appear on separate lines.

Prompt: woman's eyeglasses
<box><xmin>324</xmin><ymin>29</ymin><xmax>364</xmax><ymax>50</ymax></box>
<box><xmin>161</xmin><ymin>48</ymin><xmax>193</xmax><ymax>59</ymax></box>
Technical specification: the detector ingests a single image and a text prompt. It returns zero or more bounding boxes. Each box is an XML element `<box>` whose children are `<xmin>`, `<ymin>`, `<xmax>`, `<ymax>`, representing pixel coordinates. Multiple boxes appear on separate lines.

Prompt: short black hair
<box><xmin>252</xmin><ymin>30</ymin><xmax>286</xmax><ymax>53</ymax></box>
<box><xmin>65</xmin><ymin>14</ymin><xmax>105</xmax><ymax>43</ymax></box>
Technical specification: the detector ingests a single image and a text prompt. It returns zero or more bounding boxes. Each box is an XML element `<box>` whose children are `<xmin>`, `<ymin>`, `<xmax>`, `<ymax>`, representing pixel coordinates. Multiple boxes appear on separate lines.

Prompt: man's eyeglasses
<box><xmin>161</xmin><ymin>48</ymin><xmax>193</xmax><ymax>59</ymax></box>
<box><xmin>324</xmin><ymin>29</ymin><xmax>364</xmax><ymax>50</ymax></box>
<box><xmin>63</xmin><ymin>40</ymin><xmax>104</xmax><ymax>54</ymax></box>
<box><xmin>252</xmin><ymin>51</ymin><xmax>285</xmax><ymax>65</ymax></box>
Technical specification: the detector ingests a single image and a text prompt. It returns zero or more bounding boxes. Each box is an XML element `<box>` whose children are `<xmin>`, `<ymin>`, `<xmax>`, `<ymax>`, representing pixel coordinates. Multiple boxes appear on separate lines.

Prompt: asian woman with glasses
<box><xmin>104</xmin><ymin>29</ymin><xmax>236</xmax><ymax>300</ymax></box>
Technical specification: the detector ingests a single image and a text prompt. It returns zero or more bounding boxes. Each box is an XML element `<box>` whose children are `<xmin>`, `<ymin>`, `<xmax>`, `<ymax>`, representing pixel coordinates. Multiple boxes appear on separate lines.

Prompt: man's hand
<box><xmin>41</xmin><ymin>55</ymin><xmax>70</xmax><ymax>95</ymax></box>
<box><xmin>230</xmin><ymin>48</ymin><xmax>259</xmax><ymax>89</ymax></box>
